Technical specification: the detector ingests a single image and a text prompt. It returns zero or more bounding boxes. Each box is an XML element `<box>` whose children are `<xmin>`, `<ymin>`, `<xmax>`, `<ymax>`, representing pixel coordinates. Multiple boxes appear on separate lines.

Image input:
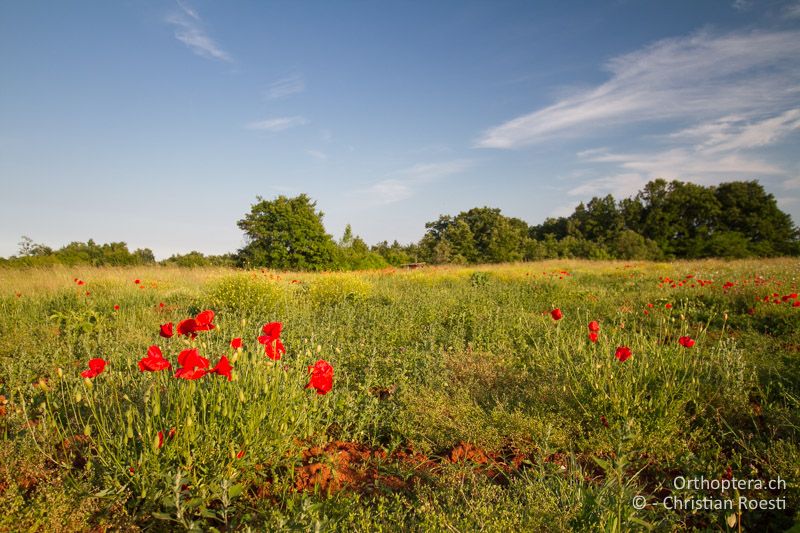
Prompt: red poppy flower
<box><xmin>258</xmin><ymin>322</ymin><xmax>286</xmax><ymax>360</ymax></box>
<box><xmin>210</xmin><ymin>355</ymin><xmax>232</xmax><ymax>381</ymax></box>
<box><xmin>174</xmin><ymin>348</ymin><xmax>209</xmax><ymax>380</ymax></box>
<box><xmin>665</xmin><ymin>303</ymin><xmax>672</xmax><ymax>309</ymax></box>
<box><xmin>168</xmin><ymin>427</ymin><xmax>176</xmax><ymax>439</ymax></box>
<box><xmin>678</xmin><ymin>336</ymin><xmax>695</xmax><ymax>348</ymax></box>
<box><xmin>794</xmin><ymin>301</ymin><xmax>800</xmax><ymax>308</ymax></box>
<box><xmin>158</xmin><ymin>430</ymin><xmax>164</xmax><ymax>448</ymax></box>
<box><xmin>159</xmin><ymin>322</ymin><xmax>174</xmax><ymax>338</ymax></box>
<box><xmin>159</xmin><ymin>302</ymin><xmax>165</xmax><ymax>308</ymax></box>
<box><xmin>230</xmin><ymin>338</ymin><xmax>242</xmax><ymax>349</ymax></box>
<box><xmin>193</xmin><ymin>310</ymin><xmax>216</xmax><ymax>332</ymax></box>
<box><xmin>113</xmin><ymin>305</ymin><xmax>120</xmax><ymax>311</ymax></box>
<box><xmin>138</xmin><ymin>345</ymin><xmax>172</xmax><ymax>372</ymax></box>
<box><xmin>81</xmin><ymin>358</ymin><xmax>107</xmax><ymax>378</ymax></box>
<box><xmin>236</xmin><ymin>450</ymin><xmax>245</xmax><ymax>459</ymax></box>
<box><xmin>176</xmin><ymin>318</ymin><xmax>198</xmax><ymax>337</ymax></box>
<box><xmin>589</xmin><ymin>332</ymin><xmax>599</xmax><ymax>343</ymax></box>
<box><xmin>551</xmin><ymin>308</ymin><xmax>563</xmax><ymax>321</ymax></box>
<box><xmin>588</xmin><ymin>321</ymin><xmax>600</xmax><ymax>332</ymax></box>
<box><xmin>177</xmin><ymin>310</ymin><xmax>216</xmax><ymax>338</ymax></box>
<box><xmin>647</xmin><ymin>303</ymin><xmax>654</xmax><ymax>308</ymax></box>
<box><xmin>306</xmin><ymin>359</ymin><xmax>334</xmax><ymax>395</ymax></box>
<box><xmin>134</xmin><ymin>279</ymin><xmax>141</xmax><ymax>285</ymax></box>
<box><xmin>77</xmin><ymin>280</ymin><xmax>85</xmax><ymax>286</ymax></box>
<box><xmin>614</xmin><ymin>346</ymin><xmax>632</xmax><ymax>363</ymax></box>
<box><xmin>261</xmin><ymin>321</ymin><xmax>282</xmax><ymax>338</ymax></box>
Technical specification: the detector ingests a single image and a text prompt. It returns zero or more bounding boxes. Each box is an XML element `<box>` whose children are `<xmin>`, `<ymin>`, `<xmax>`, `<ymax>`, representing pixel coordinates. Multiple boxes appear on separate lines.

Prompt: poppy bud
<box><xmin>83</xmin><ymin>424</ymin><xmax>92</xmax><ymax>437</ymax></box>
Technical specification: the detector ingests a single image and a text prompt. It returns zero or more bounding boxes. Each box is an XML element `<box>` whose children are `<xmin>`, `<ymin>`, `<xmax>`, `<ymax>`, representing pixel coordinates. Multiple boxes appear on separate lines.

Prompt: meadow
<box><xmin>0</xmin><ymin>259</ymin><xmax>798</xmax><ymax>532</ymax></box>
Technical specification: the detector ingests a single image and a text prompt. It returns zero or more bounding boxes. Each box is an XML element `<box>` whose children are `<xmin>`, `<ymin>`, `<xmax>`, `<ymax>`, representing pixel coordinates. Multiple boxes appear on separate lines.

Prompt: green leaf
<box><xmin>186</xmin><ymin>497</ymin><xmax>205</xmax><ymax>508</ymax></box>
<box><xmin>228</xmin><ymin>483</ymin><xmax>245</xmax><ymax>499</ymax></box>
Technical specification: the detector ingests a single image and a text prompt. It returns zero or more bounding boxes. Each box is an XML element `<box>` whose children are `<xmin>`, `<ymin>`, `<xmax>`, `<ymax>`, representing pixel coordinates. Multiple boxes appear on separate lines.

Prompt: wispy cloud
<box><xmin>668</xmin><ymin>109</ymin><xmax>800</xmax><ymax>153</ymax></box>
<box><xmin>732</xmin><ymin>0</ymin><xmax>753</xmax><ymax>12</ymax></box>
<box><xmin>567</xmin><ymin>173</ymin><xmax>649</xmax><ymax>198</ymax></box>
<box><xmin>245</xmin><ymin>116</ymin><xmax>309</xmax><ymax>132</ymax></box>
<box><xmin>166</xmin><ymin>1</ymin><xmax>232</xmax><ymax>62</ymax></box>
<box><xmin>477</xmin><ymin>30</ymin><xmax>800</xmax><ymax>148</ymax></box>
<box><xmin>306</xmin><ymin>149</ymin><xmax>327</xmax><ymax>160</ymax></box>
<box><xmin>265</xmin><ymin>74</ymin><xmax>305</xmax><ymax>100</ymax></box>
<box><xmin>785</xmin><ymin>1</ymin><xmax>800</xmax><ymax>18</ymax></box>
<box><xmin>571</xmin><ymin>146</ymin><xmax>786</xmax><ymax>199</ymax></box>
<box><xmin>355</xmin><ymin>160</ymin><xmax>474</xmax><ymax>205</ymax></box>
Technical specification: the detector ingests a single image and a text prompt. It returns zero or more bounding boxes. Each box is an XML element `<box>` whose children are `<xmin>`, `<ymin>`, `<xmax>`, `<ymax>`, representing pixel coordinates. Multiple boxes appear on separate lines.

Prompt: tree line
<box><xmin>4</xmin><ymin>179</ymin><xmax>798</xmax><ymax>269</ymax></box>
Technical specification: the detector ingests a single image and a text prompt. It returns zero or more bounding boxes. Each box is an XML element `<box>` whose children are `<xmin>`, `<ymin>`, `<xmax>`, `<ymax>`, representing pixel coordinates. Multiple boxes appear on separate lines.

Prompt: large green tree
<box><xmin>237</xmin><ymin>194</ymin><xmax>337</xmax><ymax>270</ymax></box>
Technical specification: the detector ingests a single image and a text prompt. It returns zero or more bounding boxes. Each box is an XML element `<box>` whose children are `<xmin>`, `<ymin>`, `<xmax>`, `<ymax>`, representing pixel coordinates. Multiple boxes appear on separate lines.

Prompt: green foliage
<box><xmin>333</xmin><ymin>225</ymin><xmax>389</xmax><ymax>271</ymax></box>
<box><xmin>529</xmin><ymin>179</ymin><xmax>799</xmax><ymax>260</ymax></box>
<box><xmin>371</xmin><ymin>240</ymin><xmax>419</xmax><ymax>266</ymax></box>
<box><xmin>1</xmin><ymin>237</ymin><xmax>156</xmax><ymax>267</ymax></box>
<box><xmin>205</xmin><ymin>273</ymin><xmax>285</xmax><ymax>312</ymax></box>
<box><xmin>161</xmin><ymin>251</ymin><xmax>237</xmax><ymax>267</ymax></box>
<box><xmin>306</xmin><ymin>273</ymin><xmax>373</xmax><ymax>306</ymax></box>
<box><xmin>420</xmin><ymin>207</ymin><xmax>529</xmax><ymax>264</ymax></box>
<box><xmin>1</xmin><ymin>260</ymin><xmax>800</xmax><ymax>530</ymax></box>
<box><xmin>237</xmin><ymin>194</ymin><xmax>338</xmax><ymax>270</ymax></box>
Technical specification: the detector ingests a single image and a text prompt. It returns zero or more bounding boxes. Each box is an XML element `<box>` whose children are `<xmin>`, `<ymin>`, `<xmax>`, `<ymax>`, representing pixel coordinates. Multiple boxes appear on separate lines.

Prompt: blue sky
<box><xmin>1</xmin><ymin>0</ymin><xmax>799</xmax><ymax>259</ymax></box>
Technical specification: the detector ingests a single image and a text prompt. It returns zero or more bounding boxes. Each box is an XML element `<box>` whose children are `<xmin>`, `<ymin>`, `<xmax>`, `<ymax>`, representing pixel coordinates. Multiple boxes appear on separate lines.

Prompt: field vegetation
<box><xmin>0</xmin><ymin>259</ymin><xmax>798</xmax><ymax>531</ymax></box>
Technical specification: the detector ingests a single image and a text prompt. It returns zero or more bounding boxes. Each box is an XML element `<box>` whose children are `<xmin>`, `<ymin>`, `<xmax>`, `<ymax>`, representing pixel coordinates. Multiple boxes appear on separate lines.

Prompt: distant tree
<box><xmin>714</xmin><ymin>181</ymin><xmax>799</xmax><ymax>256</ymax></box>
<box><xmin>133</xmin><ymin>248</ymin><xmax>157</xmax><ymax>265</ymax></box>
<box><xmin>237</xmin><ymin>194</ymin><xmax>337</xmax><ymax>270</ymax></box>
<box><xmin>611</xmin><ymin>230</ymin><xmax>661</xmax><ymax>260</ymax></box>
<box><xmin>372</xmin><ymin>240</ymin><xmax>413</xmax><ymax>266</ymax></box>
<box><xmin>421</xmin><ymin>207</ymin><xmax>529</xmax><ymax>264</ymax></box>
<box><xmin>17</xmin><ymin>236</ymin><xmax>52</xmax><ymax>257</ymax></box>
<box><xmin>334</xmin><ymin>225</ymin><xmax>388</xmax><ymax>270</ymax></box>
<box><xmin>162</xmin><ymin>251</ymin><xmax>212</xmax><ymax>267</ymax></box>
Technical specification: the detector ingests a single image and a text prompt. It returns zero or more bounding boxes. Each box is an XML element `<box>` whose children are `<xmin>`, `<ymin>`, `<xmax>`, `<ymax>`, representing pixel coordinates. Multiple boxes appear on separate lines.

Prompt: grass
<box><xmin>0</xmin><ymin>259</ymin><xmax>798</xmax><ymax>531</ymax></box>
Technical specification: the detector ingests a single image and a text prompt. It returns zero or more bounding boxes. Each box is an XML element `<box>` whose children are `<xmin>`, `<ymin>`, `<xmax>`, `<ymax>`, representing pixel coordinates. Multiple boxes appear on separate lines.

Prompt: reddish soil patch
<box><xmin>283</xmin><ymin>440</ymin><xmax>533</xmax><ymax>496</ymax></box>
<box><xmin>294</xmin><ymin>441</ymin><xmax>413</xmax><ymax>494</ymax></box>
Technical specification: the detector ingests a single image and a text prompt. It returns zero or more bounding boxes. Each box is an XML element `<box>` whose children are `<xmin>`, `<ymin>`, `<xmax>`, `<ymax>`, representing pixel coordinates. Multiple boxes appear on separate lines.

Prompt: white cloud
<box><xmin>476</xmin><ymin>30</ymin><xmax>800</xmax><ymax>148</ymax></box>
<box><xmin>355</xmin><ymin>160</ymin><xmax>473</xmax><ymax>205</ymax></box>
<box><xmin>783</xmin><ymin>177</ymin><xmax>800</xmax><ymax>190</ymax></box>
<box><xmin>669</xmin><ymin>109</ymin><xmax>800</xmax><ymax>153</ymax></box>
<box><xmin>572</xmin><ymin>147</ymin><xmax>785</xmax><ymax>199</ymax></box>
<box><xmin>245</xmin><ymin>116</ymin><xmax>309</xmax><ymax>132</ymax></box>
<box><xmin>166</xmin><ymin>1</ymin><xmax>232</xmax><ymax>62</ymax></box>
<box><xmin>567</xmin><ymin>173</ymin><xmax>649</xmax><ymax>198</ymax></box>
<box><xmin>785</xmin><ymin>2</ymin><xmax>800</xmax><ymax>18</ymax></box>
<box><xmin>549</xmin><ymin>203</ymin><xmax>579</xmax><ymax>218</ymax></box>
<box><xmin>265</xmin><ymin>75</ymin><xmax>305</xmax><ymax>100</ymax></box>
<box><xmin>306</xmin><ymin>149</ymin><xmax>327</xmax><ymax>160</ymax></box>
